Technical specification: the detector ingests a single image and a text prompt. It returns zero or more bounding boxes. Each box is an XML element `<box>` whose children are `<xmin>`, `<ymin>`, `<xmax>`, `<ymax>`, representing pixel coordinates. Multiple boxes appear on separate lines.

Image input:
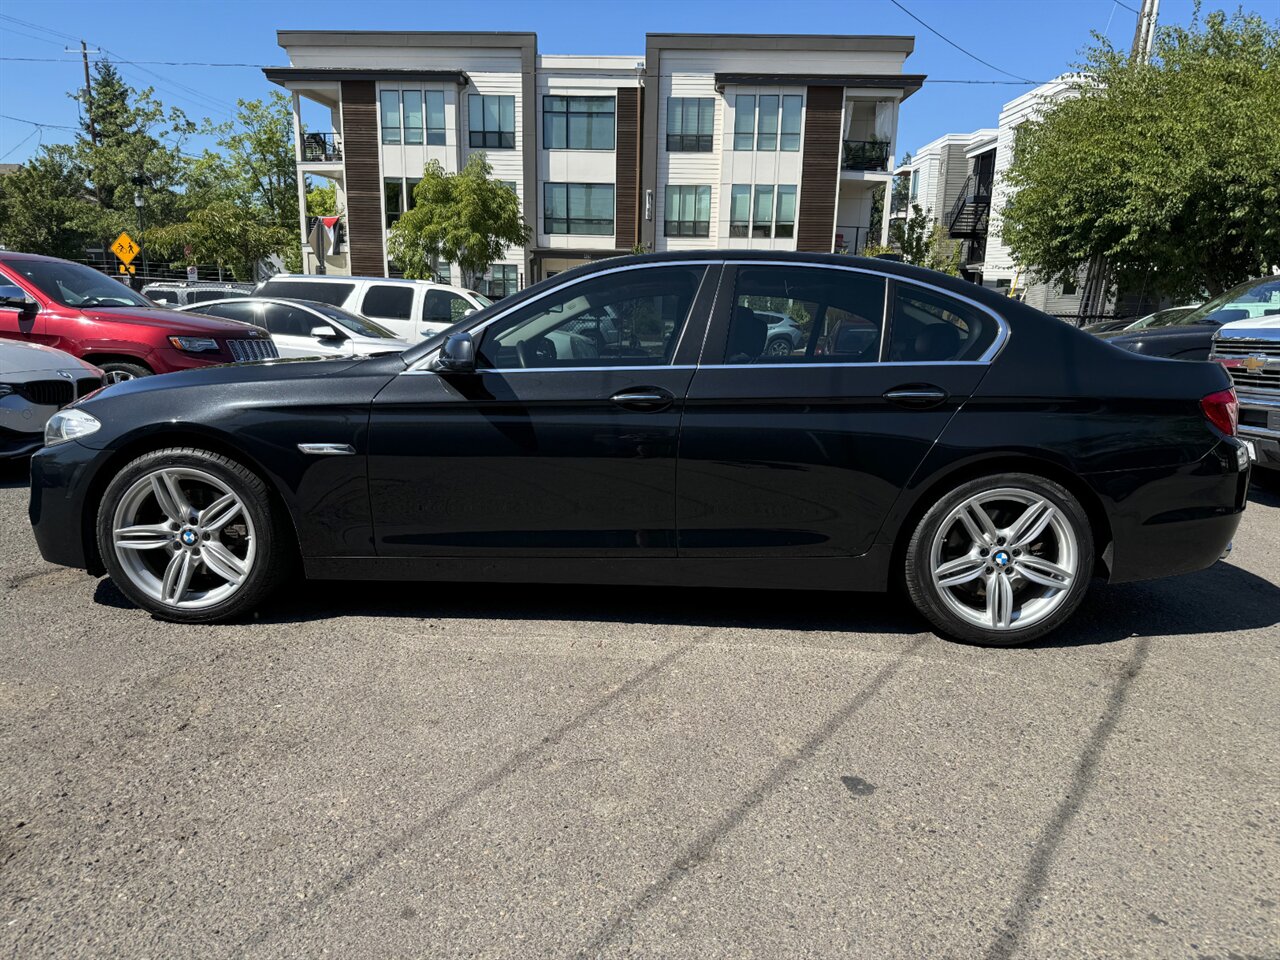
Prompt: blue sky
<box><xmin>0</xmin><ymin>0</ymin><xmax>1273</xmax><ymax>165</ymax></box>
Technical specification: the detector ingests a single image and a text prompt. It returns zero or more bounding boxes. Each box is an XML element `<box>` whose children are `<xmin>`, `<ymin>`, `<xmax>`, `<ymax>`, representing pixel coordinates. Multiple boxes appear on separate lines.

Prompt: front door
<box><xmin>676</xmin><ymin>263</ymin><xmax>999</xmax><ymax>558</ymax></box>
<box><xmin>0</xmin><ymin>268</ymin><xmax>43</xmax><ymax>342</ymax></box>
<box><xmin>367</xmin><ymin>263</ymin><xmax>717</xmax><ymax>557</ymax></box>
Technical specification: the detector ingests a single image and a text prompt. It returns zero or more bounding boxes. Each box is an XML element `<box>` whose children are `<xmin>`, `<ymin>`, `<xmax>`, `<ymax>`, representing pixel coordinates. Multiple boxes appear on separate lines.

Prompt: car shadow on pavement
<box><xmin>0</xmin><ymin>457</ymin><xmax>29</xmax><ymax>489</ymax></box>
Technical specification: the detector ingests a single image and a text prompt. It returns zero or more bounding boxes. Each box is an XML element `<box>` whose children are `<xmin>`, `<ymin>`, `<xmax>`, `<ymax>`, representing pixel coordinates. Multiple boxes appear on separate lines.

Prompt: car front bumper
<box><xmin>1236</xmin><ymin>393</ymin><xmax>1280</xmax><ymax>469</ymax></box>
<box><xmin>28</xmin><ymin>439</ymin><xmax>107</xmax><ymax>573</ymax></box>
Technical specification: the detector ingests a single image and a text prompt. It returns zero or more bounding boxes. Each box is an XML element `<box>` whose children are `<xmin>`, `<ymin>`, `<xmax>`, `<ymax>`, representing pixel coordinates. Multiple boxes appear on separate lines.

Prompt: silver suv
<box><xmin>1208</xmin><ymin>274</ymin><xmax>1280</xmax><ymax>471</ymax></box>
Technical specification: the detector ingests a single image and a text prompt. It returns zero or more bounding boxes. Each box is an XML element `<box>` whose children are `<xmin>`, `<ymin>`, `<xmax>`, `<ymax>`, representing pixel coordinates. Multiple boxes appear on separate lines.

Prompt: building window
<box><xmin>729</xmin><ymin>185</ymin><xmax>750</xmax><ymax>237</ymax></box>
<box><xmin>774</xmin><ymin>185</ymin><xmax>797</xmax><ymax>238</ymax></box>
<box><xmin>380</xmin><ymin>90</ymin><xmax>401</xmax><ymax>145</ymax></box>
<box><xmin>384</xmin><ymin>178</ymin><xmax>403</xmax><ymax>227</ymax></box>
<box><xmin>544</xmin><ymin>183</ymin><xmax>614</xmax><ymax>235</ymax></box>
<box><xmin>909</xmin><ymin>169</ymin><xmax>920</xmax><ymax>201</ymax></box>
<box><xmin>425</xmin><ymin>91</ymin><xmax>446</xmax><ymax>145</ymax></box>
<box><xmin>1061</xmin><ymin>278</ymin><xmax>1078</xmax><ymax>296</ymax></box>
<box><xmin>469</xmin><ymin>95</ymin><xmax>516</xmax><ymax>149</ymax></box>
<box><xmin>756</xmin><ymin>95</ymin><xmax>779</xmax><ymax>151</ymax></box>
<box><xmin>780</xmin><ymin>95</ymin><xmax>802</xmax><ymax>151</ymax></box>
<box><xmin>664</xmin><ymin>185</ymin><xmax>711</xmax><ymax>237</ymax></box>
<box><xmin>543</xmin><ymin>96</ymin><xmax>615</xmax><ymax>150</ymax></box>
<box><xmin>480</xmin><ymin>264</ymin><xmax>519</xmax><ymax>299</ymax></box>
<box><xmin>733</xmin><ymin>95</ymin><xmax>755</xmax><ymax>151</ymax></box>
<box><xmin>667</xmin><ymin>97</ymin><xmax>715</xmax><ymax>151</ymax></box>
<box><xmin>402</xmin><ymin>91</ymin><xmax>423</xmax><ymax>145</ymax></box>
<box><xmin>499</xmin><ymin>180</ymin><xmax>517</xmax><ymax>194</ymax></box>
<box><xmin>752</xmin><ymin>185</ymin><xmax>774</xmax><ymax>238</ymax></box>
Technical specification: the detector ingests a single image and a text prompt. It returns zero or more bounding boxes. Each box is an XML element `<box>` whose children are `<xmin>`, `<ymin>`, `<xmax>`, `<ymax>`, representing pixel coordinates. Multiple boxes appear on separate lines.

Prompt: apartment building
<box><xmin>265</xmin><ymin>30</ymin><xmax>924</xmax><ymax>291</ymax></box>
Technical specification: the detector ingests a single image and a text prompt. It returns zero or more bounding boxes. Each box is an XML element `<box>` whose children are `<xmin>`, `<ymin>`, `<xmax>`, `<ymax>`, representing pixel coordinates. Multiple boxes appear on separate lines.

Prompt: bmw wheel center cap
<box><xmin>994</xmin><ymin>550</ymin><xmax>1011</xmax><ymax>567</ymax></box>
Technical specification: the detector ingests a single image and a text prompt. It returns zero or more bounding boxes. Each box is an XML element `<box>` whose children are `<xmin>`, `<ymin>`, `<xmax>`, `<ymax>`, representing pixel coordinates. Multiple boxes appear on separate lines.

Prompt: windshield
<box><xmin>303</xmin><ymin>301</ymin><xmax>398</xmax><ymax>339</ymax></box>
<box><xmin>468</xmin><ymin>291</ymin><xmax>493</xmax><ymax>307</ymax></box>
<box><xmin>1128</xmin><ymin>305</ymin><xmax>1195</xmax><ymax>330</ymax></box>
<box><xmin>6</xmin><ymin>259</ymin><xmax>151</xmax><ymax>308</ymax></box>
<box><xmin>1177</xmin><ymin>276</ymin><xmax>1280</xmax><ymax>327</ymax></box>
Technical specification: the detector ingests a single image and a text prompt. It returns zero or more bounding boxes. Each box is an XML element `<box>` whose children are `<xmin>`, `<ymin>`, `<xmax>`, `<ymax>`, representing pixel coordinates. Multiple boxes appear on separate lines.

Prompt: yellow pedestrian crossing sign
<box><xmin>112</xmin><ymin>232</ymin><xmax>140</xmax><ymax>265</ymax></box>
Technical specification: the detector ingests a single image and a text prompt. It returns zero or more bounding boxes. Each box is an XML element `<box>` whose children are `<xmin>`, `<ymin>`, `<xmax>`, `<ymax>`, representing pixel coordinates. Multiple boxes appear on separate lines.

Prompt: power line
<box><xmin>886</xmin><ymin>0</ymin><xmax>1037</xmax><ymax>84</ymax></box>
<box><xmin>1113</xmin><ymin>0</ymin><xmax>1140</xmax><ymax>13</ymax></box>
<box><xmin>0</xmin><ymin>55</ymin><xmax>268</xmax><ymax>67</ymax></box>
<box><xmin>0</xmin><ymin>128</ymin><xmax>40</xmax><ymax>161</ymax></box>
<box><xmin>0</xmin><ymin>113</ymin><xmax>78</xmax><ymax>131</ymax></box>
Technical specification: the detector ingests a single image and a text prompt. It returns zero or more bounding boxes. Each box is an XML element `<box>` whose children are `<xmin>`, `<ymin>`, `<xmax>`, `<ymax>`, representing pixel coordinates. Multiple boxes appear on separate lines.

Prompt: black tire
<box><xmin>95</xmin><ymin>447</ymin><xmax>294</xmax><ymax>624</ymax></box>
<box><xmin>764</xmin><ymin>336</ymin><xmax>793</xmax><ymax>357</ymax></box>
<box><xmin>903</xmin><ymin>472</ymin><xmax>1095</xmax><ymax>647</ymax></box>
<box><xmin>97</xmin><ymin>360</ymin><xmax>152</xmax><ymax>383</ymax></box>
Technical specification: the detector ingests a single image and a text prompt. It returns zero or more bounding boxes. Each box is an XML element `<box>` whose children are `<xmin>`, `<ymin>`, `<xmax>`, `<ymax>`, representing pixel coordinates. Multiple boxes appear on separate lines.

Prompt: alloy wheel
<box><xmin>104</xmin><ymin>370</ymin><xmax>137</xmax><ymax>383</ymax></box>
<box><xmin>110</xmin><ymin>467</ymin><xmax>256</xmax><ymax>609</ymax></box>
<box><xmin>928</xmin><ymin>487</ymin><xmax>1078</xmax><ymax>632</ymax></box>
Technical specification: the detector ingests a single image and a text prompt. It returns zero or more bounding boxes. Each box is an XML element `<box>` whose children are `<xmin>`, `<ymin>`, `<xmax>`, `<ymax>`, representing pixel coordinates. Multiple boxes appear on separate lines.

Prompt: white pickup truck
<box><xmin>1208</xmin><ymin>273</ymin><xmax>1280</xmax><ymax>472</ymax></box>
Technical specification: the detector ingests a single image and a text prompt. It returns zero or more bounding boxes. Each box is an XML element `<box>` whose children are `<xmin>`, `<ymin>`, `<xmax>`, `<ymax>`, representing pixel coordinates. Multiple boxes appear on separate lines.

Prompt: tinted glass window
<box><xmin>8</xmin><ymin>259</ymin><xmax>149</xmax><ymax>307</ymax></box>
<box><xmin>264</xmin><ymin>303</ymin><xmax>329</xmax><ymax>337</ymax></box>
<box><xmin>188</xmin><ymin>289</ymin><xmax>227</xmax><ymax>303</ymax></box>
<box><xmin>305</xmin><ymin>302</ymin><xmax>395</xmax><ymax>338</ymax></box>
<box><xmin>424</xmin><ymin>290</ymin><xmax>470</xmax><ymax>325</ymax></box>
<box><xmin>887</xmin><ymin>284</ymin><xmax>997</xmax><ymax>362</ymax></box>
<box><xmin>721</xmin><ymin>266</ymin><xmax>885</xmax><ymax>364</ymax></box>
<box><xmin>256</xmin><ymin>280</ymin><xmax>354</xmax><ymax>307</ymax></box>
<box><xmin>361</xmin><ymin>285</ymin><xmax>414</xmax><ymax>321</ymax></box>
<box><xmin>478</xmin><ymin>265</ymin><xmax>706</xmax><ymax>369</ymax></box>
<box><xmin>196</xmin><ymin>301</ymin><xmax>260</xmax><ymax>324</ymax></box>
<box><xmin>147</xmin><ymin>289</ymin><xmax>180</xmax><ymax>304</ymax></box>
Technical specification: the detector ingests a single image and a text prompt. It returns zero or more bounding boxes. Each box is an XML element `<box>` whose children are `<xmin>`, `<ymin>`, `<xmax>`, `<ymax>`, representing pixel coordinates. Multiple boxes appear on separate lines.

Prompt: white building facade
<box><xmin>267</xmin><ymin>31</ymin><xmax>924</xmax><ymax>292</ymax></box>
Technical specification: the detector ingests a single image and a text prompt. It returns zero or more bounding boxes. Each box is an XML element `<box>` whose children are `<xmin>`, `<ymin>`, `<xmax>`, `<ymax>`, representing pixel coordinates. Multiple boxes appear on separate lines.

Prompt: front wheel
<box><xmin>904</xmin><ymin>473</ymin><xmax>1094</xmax><ymax>646</ymax></box>
<box><xmin>96</xmin><ymin>447</ymin><xmax>292</xmax><ymax>623</ymax></box>
<box><xmin>97</xmin><ymin>360</ymin><xmax>152</xmax><ymax>383</ymax></box>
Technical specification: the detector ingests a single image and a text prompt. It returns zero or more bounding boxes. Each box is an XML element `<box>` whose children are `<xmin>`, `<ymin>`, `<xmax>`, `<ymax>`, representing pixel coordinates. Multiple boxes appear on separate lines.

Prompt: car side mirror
<box><xmin>1</xmin><ymin>296</ymin><xmax>38</xmax><ymax>318</ymax></box>
<box><xmin>310</xmin><ymin>324</ymin><xmax>341</xmax><ymax>340</ymax></box>
<box><xmin>433</xmin><ymin>331</ymin><xmax>476</xmax><ymax>373</ymax></box>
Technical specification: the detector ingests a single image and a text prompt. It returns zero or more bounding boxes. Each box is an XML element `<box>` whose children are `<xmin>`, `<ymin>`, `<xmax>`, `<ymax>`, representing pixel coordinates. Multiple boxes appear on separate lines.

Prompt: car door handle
<box><xmin>883</xmin><ymin>385</ymin><xmax>950</xmax><ymax>409</ymax></box>
<box><xmin>610</xmin><ymin>387</ymin><xmax>675</xmax><ymax>412</ymax></box>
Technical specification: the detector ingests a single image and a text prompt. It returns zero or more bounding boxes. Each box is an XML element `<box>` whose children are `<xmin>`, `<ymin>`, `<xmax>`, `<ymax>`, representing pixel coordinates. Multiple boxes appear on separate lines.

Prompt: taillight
<box><xmin>1200</xmin><ymin>387</ymin><xmax>1238</xmax><ymax>437</ymax></box>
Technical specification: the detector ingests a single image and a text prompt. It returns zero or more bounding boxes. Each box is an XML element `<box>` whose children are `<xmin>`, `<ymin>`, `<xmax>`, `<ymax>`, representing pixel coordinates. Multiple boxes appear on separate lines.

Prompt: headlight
<box><xmin>168</xmin><ymin>335</ymin><xmax>220</xmax><ymax>353</ymax></box>
<box><xmin>44</xmin><ymin>408</ymin><xmax>101</xmax><ymax>446</ymax></box>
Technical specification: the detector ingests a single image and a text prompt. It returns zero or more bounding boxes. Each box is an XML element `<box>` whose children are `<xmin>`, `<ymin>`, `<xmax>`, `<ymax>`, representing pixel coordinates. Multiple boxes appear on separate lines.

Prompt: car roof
<box><xmin>261</xmin><ymin>274</ymin><xmax>452</xmax><ymax>288</ymax></box>
<box><xmin>178</xmin><ymin>296</ymin><xmax>334</xmax><ymax>311</ymax></box>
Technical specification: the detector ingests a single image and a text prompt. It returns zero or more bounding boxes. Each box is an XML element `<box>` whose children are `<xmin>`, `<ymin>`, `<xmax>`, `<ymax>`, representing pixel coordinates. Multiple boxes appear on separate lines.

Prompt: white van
<box><xmin>252</xmin><ymin>274</ymin><xmax>492</xmax><ymax>341</ymax></box>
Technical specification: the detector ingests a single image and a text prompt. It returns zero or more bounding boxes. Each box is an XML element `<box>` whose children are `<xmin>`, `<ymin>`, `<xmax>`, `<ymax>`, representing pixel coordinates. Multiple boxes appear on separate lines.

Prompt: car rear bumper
<box><xmin>28</xmin><ymin>439</ymin><xmax>105</xmax><ymax>573</ymax></box>
<box><xmin>1088</xmin><ymin>438</ymin><xmax>1251</xmax><ymax>583</ymax></box>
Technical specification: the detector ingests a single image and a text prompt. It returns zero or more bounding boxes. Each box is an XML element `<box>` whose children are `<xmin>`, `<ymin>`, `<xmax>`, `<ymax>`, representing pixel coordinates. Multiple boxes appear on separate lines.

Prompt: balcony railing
<box><xmin>301</xmin><ymin>132</ymin><xmax>342</xmax><ymax>163</ymax></box>
<box><xmin>834</xmin><ymin>225</ymin><xmax>870</xmax><ymax>255</ymax></box>
<box><xmin>842</xmin><ymin>140</ymin><xmax>890</xmax><ymax>172</ymax></box>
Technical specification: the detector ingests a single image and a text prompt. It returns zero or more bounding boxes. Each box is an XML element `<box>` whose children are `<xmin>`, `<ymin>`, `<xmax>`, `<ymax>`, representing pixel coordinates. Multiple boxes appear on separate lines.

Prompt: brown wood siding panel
<box><xmin>615</xmin><ymin>88</ymin><xmax>640</xmax><ymax>249</ymax></box>
<box><xmin>796</xmin><ymin>85</ymin><xmax>842</xmax><ymax>253</ymax></box>
<box><xmin>341</xmin><ymin>81</ymin><xmax>386</xmax><ymax>276</ymax></box>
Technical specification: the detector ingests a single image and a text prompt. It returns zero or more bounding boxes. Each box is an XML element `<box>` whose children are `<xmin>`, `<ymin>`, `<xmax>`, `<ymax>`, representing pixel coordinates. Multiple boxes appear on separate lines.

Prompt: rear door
<box><xmin>676</xmin><ymin>263</ymin><xmax>1000</xmax><ymax>558</ymax></box>
<box><xmin>358</xmin><ymin>283</ymin><xmax>415</xmax><ymax>340</ymax></box>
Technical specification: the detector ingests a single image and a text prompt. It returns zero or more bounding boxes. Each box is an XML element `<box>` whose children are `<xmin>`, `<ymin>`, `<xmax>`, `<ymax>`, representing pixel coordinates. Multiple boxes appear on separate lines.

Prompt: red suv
<box><xmin>0</xmin><ymin>252</ymin><xmax>277</xmax><ymax>382</ymax></box>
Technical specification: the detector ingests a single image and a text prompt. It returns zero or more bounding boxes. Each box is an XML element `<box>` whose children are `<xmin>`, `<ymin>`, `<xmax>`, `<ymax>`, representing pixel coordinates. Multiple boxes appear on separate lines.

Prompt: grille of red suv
<box><xmin>226</xmin><ymin>338</ymin><xmax>279</xmax><ymax>362</ymax></box>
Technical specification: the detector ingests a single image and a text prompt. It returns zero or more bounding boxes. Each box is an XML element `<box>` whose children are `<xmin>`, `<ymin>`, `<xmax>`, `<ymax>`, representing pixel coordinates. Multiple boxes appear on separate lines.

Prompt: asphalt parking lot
<box><xmin>1</xmin><ymin>458</ymin><xmax>1277</xmax><ymax>960</ymax></box>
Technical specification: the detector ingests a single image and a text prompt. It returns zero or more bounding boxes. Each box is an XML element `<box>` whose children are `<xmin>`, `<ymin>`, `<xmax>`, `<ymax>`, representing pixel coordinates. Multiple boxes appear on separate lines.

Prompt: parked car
<box><xmin>142</xmin><ymin>281</ymin><xmax>254</xmax><ymax>307</ymax></box>
<box><xmin>754</xmin><ymin>310</ymin><xmax>805</xmax><ymax>357</ymax></box>
<box><xmin>1208</xmin><ymin>274</ymin><xmax>1280</xmax><ymax>472</ymax></box>
<box><xmin>1097</xmin><ymin>297</ymin><xmax>1250</xmax><ymax>360</ymax></box>
<box><xmin>0</xmin><ymin>252</ymin><xmax>278</xmax><ymax>382</ymax></box>
<box><xmin>30</xmin><ymin>252</ymin><xmax>1249</xmax><ymax>647</ymax></box>
<box><xmin>252</xmin><ymin>274</ymin><xmax>491</xmax><ymax>342</ymax></box>
<box><xmin>0</xmin><ymin>341</ymin><xmax>103</xmax><ymax>458</ymax></box>
<box><xmin>177</xmin><ymin>298</ymin><xmax>409</xmax><ymax>359</ymax></box>
<box><xmin>1082</xmin><ymin>305</ymin><xmax>1197</xmax><ymax>335</ymax></box>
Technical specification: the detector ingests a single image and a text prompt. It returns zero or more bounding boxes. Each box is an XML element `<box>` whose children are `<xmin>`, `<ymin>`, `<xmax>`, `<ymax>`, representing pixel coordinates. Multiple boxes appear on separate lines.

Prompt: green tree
<box><xmin>890</xmin><ymin>203</ymin><xmax>933</xmax><ymax>265</ymax></box>
<box><xmin>0</xmin><ymin>147</ymin><xmax>110</xmax><ymax>259</ymax></box>
<box><xmin>1001</xmin><ymin>8</ymin><xmax>1280</xmax><ymax>300</ymax></box>
<box><xmin>148</xmin><ymin>201</ymin><xmax>292</xmax><ymax>281</ymax></box>
<box><xmin>387</xmin><ymin>154</ymin><xmax>529</xmax><ymax>284</ymax></box>
<box><xmin>306</xmin><ymin>182</ymin><xmax>338</xmax><ymax>218</ymax></box>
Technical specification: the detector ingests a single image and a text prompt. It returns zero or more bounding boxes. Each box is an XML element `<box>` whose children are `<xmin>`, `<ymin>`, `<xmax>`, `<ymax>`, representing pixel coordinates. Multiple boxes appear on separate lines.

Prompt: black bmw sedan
<box><xmin>28</xmin><ymin>253</ymin><xmax>1251</xmax><ymax>646</ymax></box>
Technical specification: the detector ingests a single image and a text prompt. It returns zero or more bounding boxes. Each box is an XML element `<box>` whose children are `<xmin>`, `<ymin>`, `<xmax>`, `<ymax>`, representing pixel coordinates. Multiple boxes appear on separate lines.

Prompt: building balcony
<box><xmin>301</xmin><ymin>132</ymin><xmax>343</xmax><ymax>164</ymax></box>
<box><xmin>834</xmin><ymin>225</ymin><xmax>871</xmax><ymax>255</ymax></box>
<box><xmin>842</xmin><ymin>140</ymin><xmax>890</xmax><ymax>173</ymax></box>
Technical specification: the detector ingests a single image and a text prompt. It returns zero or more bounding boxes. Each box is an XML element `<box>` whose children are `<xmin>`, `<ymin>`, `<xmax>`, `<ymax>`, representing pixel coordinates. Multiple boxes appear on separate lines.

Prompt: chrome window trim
<box><xmin>403</xmin><ymin>257</ymin><xmax>1011</xmax><ymax>374</ymax></box>
<box><xmin>404</xmin><ymin>260</ymin><xmax>718</xmax><ymax>373</ymax></box>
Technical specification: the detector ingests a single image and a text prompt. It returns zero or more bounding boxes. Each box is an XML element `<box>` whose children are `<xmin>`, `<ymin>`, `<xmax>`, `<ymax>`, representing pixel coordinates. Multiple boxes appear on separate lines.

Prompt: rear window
<box><xmin>256</xmin><ymin>280</ymin><xmax>354</xmax><ymax>307</ymax></box>
<box><xmin>361</xmin><ymin>284</ymin><xmax>415</xmax><ymax>321</ymax></box>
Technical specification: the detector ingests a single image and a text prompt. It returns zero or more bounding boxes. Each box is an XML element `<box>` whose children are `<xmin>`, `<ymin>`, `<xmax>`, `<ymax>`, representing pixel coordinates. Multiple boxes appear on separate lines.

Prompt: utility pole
<box><xmin>66</xmin><ymin>40</ymin><xmax>101</xmax><ymax>145</ymax></box>
<box><xmin>1079</xmin><ymin>0</ymin><xmax>1159</xmax><ymax>322</ymax></box>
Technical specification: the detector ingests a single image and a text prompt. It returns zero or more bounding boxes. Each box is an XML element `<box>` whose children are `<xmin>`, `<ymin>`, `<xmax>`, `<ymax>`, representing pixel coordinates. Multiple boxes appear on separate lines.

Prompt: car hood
<box><xmin>1215</xmin><ymin>316</ymin><xmax>1280</xmax><ymax>340</ymax></box>
<box><xmin>0</xmin><ymin>340</ymin><xmax>99</xmax><ymax>376</ymax></box>
<box><xmin>1098</xmin><ymin>324</ymin><xmax>1217</xmax><ymax>344</ymax></box>
<box><xmin>79</xmin><ymin>305</ymin><xmax>261</xmax><ymax>336</ymax></box>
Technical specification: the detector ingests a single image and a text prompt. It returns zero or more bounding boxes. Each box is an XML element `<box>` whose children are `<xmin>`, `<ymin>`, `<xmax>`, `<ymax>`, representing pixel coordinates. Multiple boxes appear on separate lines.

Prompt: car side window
<box><xmin>256</xmin><ymin>280</ymin><xmax>353</xmax><ymax>306</ymax></box>
<box><xmin>362</xmin><ymin>285</ymin><xmax>414</xmax><ymax>322</ymax></box>
<box><xmin>720</xmin><ymin>266</ymin><xmax>885</xmax><ymax>364</ymax></box>
<box><xmin>886</xmin><ymin>284</ymin><xmax>997</xmax><ymax>362</ymax></box>
<box><xmin>188</xmin><ymin>290</ymin><xmax>226</xmax><ymax>304</ymax></box>
<box><xmin>198</xmin><ymin>302</ymin><xmax>260</xmax><ymax>324</ymax></box>
<box><xmin>0</xmin><ymin>282</ymin><xmax>27</xmax><ymax>300</ymax></box>
<box><xmin>477</xmin><ymin>265</ymin><xmax>706</xmax><ymax>369</ymax></box>
<box><xmin>263</xmin><ymin>303</ymin><xmax>324</xmax><ymax>337</ymax></box>
<box><xmin>424</xmin><ymin>290</ymin><xmax>470</xmax><ymax>326</ymax></box>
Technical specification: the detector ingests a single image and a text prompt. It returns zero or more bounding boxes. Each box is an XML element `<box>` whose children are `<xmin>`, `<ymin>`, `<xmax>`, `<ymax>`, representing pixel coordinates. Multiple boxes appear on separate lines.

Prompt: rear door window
<box><xmin>886</xmin><ymin>284</ymin><xmax>997</xmax><ymax>362</ymax></box>
<box><xmin>362</xmin><ymin>285</ymin><xmax>415</xmax><ymax>322</ymax></box>
<box><xmin>423</xmin><ymin>290</ymin><xmax>471</xmax><ymax>326</ymax></box>
<box><xmin>195</xmin><ymin>302</ymin><xmax>260</xmax><ymax>324</ymax></box>
<box><xmin>263</xmin><ymin>303</ymin><xmax>325</xmax><ymax>337</ymax></box>
<box><xmin>256</xmin><ymin>280</ymin><xmax>354</xmax><ymax>307</ymax></box>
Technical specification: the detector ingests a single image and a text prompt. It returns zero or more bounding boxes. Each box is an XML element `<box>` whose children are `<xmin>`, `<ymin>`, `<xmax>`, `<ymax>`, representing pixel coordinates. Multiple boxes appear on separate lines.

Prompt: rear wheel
<box><xmin>904</xmin><ymin>473</ymin><xmax>1094</xmax><ymax>646</ymax></box>
<box><xmin>764</xmin><ymin>336</ymin><xmax>792</xmax><ymax>357</ymax></box>
<box><xmin>96</xmin><ymin>448</ymin><xmax>292</xmax><ymax>623</ymax></box>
